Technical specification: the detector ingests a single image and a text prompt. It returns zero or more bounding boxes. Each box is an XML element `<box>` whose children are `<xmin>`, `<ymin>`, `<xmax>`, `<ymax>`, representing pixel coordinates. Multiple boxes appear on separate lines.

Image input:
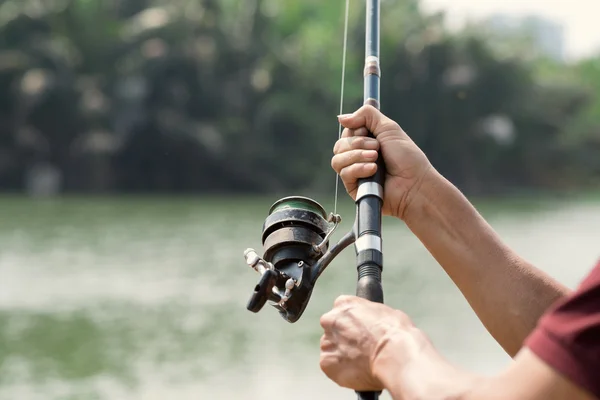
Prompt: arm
<box><xmin>378</xmin><ymin>343</ymin><xmax>594</xmax><ymax>400</ymax></box>
<box><xmin>333</xmin><ymin>106</ymin><xmax>571</xmax><ymax>356</ymax></box>
<box><xmin>319</xmin><ymin>295</ymin><xmax>597</xmax><ymax>400</ymax></box>
<box><xmin>403</xmin><ymin>168</ymin><xmax>571</xmax><ymax>356</ymax></box>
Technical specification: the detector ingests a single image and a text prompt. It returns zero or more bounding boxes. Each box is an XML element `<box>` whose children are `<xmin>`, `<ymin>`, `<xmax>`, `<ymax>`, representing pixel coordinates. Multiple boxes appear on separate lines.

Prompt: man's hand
<box><xmin>332</xmin><ymin>105</ymin><xmax>432</xmax><ymax>220</ymax></box>
<box><xmin>319</xmin><ymin>297</ymin><xmax>595</xmax><ymax>400</ymax></box>
<box><xmin>319</xmin><ymin>295</ymin><xmax>425</xmax><ymax>392</ymax></box>
<box><xmin>333</xmin><ymin>107</ymin><xmax>570</xmax><ymax>357</ymax></box>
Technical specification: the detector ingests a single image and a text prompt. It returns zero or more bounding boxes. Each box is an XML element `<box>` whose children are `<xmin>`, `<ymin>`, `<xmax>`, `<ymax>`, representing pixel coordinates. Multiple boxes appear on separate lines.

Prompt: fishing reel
<box><xmin>243</xmin><ymin>196</ymin><xmax>356</xmax><ymax>323</ymax></box>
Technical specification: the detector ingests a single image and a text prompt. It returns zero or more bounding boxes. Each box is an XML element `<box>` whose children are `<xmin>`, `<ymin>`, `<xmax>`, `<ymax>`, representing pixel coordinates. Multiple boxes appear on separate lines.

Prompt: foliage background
<box><xmin>1</xmin><ymin>0</ymin><xmax>599</xmax><ymax>196</ymax></box>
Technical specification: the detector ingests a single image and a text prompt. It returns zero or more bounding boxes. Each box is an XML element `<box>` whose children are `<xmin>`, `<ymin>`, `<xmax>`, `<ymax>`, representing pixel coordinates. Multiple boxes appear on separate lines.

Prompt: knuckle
<box><xmin>331</xmin><ymin>155</ymin><xmax>340</xmax><ymax>172</ymax></box>
<box><xmin>361</xmin><ymin>104</ymin><xmax>377</xmax><ymax>114</ymax></box>
<box><xmin>333</xmin><ymin>138</ymin><xmax>345</xmax><ymax>154</ymax></box>
<box><xmin>334</xmin><ymin>294</ymin><xmax>354</xmax><ymax>307</ymax></box>
<box><xmin>319</xmin><ymin>357</ymin><xmax>331</xmax><ymax>373</ymax></box>
<box><xmin>339</xmin><ymin>166</ymin><xmax>351</xmax><ymax>181</ymax></box>
<box><xmin>343</xmin><ymin>150</ymin><xmax>356</xmax><ymax>165</ymax></box>
<box><xmin>350</xmin><ymin>136</ymin><xmax>365</xmax><ymax>149</ymax></box>
<box><xmin>319</xmin><ymin>355</ymin><xmax>339</xmax><ymax>378</ymax></box>
<box><xmin>319</xmin><ymin>314</ymin><xmax>327</xmax><ymax>328</ymax></box>
<box><xmin>320</xmin><ymin>312</ymin><xmax>333</xmax><ymax>328</ymax></box>
<box><xmin>395</xmin><ymin>310</ymin><xmax>412</xmax><ymax>325</ymax></box>
<box><xmin>345</xmin><ymin>136</ymin><xmax>354</xmax><ymax>148</ymax></box>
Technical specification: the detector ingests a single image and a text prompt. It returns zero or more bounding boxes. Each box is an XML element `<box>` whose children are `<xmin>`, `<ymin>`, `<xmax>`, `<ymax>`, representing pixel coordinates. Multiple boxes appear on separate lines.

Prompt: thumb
<box><xmin>337</xmin><ymin>105</ymin><xmax>394</xmax><ymax>137</ymax></box>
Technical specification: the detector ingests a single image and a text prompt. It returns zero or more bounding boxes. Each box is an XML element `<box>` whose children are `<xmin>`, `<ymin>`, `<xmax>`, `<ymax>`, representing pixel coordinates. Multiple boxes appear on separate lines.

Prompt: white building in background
<box><xmin>485</xmin><ymin>14</ymin><xmax>566</xmax><ymax>62</ymax></box>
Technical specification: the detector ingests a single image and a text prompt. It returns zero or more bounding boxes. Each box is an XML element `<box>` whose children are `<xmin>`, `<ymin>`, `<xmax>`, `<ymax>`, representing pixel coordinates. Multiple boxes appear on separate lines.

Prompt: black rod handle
<box><xmin>356</xmin><ymin>264</ymin><xmax>383</xmax><ymax>302</ymax></box>
<box><xmin>354</xmin><ymin>117</ymin><xmax>385</xmax><ymax>400</ymax></box>
<box><xmin>355</xmin><ymin>264</ymin><xmax>384</xmax><ymax>400</ymax></box>
<box><xmin>356</xmin><ymin>391</ymin><xmax>380</xmax><ymax>400</ymax></box>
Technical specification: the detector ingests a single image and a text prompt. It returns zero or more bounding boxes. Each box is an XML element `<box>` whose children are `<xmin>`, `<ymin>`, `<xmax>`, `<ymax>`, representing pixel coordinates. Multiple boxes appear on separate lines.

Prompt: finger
<box><xmin>339</xmin><ymin>163</ymin><xmax>377</xmax><ymax>183</ymax></box>
<box><xmin>319</xmin><ymin>353</ymin><xmax>340</xmax><ymax>378</ymax></box>
<box><xmin>334</xmin><ymin>295</ymin><xmax>357</xmax><ymax>308</ymax></box>
<box><xmin>320</xmin><ymin>311</ymin><xmax>335</xmax><ymax>329</ymax></box>
<box><xmin>320</xmin><ymin>334</ymin><xmax>335</xmax><ymax>351</ymax></box>
<box><xmin>338</xmin><ymin>105</ymin><xmax>400</xmax><ymax>137</ymax></box>
<box><xmin>331</xmin><ymin>150</ymin><xmax>378</xmax><ymax>174</ymax></box>
<box><xmin>341</xmin><ymin>126</ymin><xmax>369</xmax><ymax>139</ymax></box>
<box><xmin>333</xmin><ymin>136</ymin><xmax>379</xmax><ymax>155</ymax></box>
<box><xmin>394</xmin><ymin>309</ymin><xmax>415</xmax><ymax>327</ymax></box>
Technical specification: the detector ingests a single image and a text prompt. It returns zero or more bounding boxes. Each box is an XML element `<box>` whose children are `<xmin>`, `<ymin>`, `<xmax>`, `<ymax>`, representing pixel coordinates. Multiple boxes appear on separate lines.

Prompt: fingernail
<box><xmin>362</xmin><ymin>150</ymin><xmax>378</xmax><ymax>159</ymax></box>
<box><xmin>337</xmin><ymin>113</ymin><xmax>354</xmax><ymax>120</ymax></box>
<box><xmin>364</xmin><ymin>139</ymin><xmax>379</xmax><ymax>149</ymax></box>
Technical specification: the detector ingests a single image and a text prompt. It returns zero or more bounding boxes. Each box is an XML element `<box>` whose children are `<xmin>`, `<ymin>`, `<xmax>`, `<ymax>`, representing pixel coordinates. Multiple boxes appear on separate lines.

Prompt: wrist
<box><xmin>372</xmin><ymin>329</ymin><xmax>483</xmax><ymax>400</ymax></box>
<box><xmin>401</xmin><ymin>166</ymin><xmax>445</xmax><ymax>223</ymax></box>
<box><xmin>371</xmin><ymin>326</ymin><xmax>430</xmax><ymax>394</ymax></box>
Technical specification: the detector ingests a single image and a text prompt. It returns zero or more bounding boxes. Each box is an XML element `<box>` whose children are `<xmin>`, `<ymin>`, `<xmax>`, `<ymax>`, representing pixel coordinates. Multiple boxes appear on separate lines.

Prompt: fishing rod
<box><xmin>243</xmin><ymin>1</ymin><xmax>384</xmax><ymax>399</ymax></box>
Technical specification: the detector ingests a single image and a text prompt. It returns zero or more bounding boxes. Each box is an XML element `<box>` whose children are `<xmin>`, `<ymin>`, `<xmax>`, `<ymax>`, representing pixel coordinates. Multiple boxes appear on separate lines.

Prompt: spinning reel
<box><xmin>243</xmin><ymin>196</ymin><xmax>356</xmax><ymax>323</ymax></box>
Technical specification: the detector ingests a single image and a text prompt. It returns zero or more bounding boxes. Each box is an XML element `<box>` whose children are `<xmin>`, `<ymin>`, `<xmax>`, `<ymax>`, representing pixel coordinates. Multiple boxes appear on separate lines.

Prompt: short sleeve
<box><xmin>524</xmin><ymin>260</ymin><xmax>600</xmax><ymax>398</ymax></box>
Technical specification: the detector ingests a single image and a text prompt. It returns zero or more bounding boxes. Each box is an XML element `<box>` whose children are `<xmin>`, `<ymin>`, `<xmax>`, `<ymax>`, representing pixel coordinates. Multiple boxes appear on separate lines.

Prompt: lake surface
<box><xmin>0</xmin><ymin>194</ymin><xmax>598</xmax><ymax>400</ymax></box>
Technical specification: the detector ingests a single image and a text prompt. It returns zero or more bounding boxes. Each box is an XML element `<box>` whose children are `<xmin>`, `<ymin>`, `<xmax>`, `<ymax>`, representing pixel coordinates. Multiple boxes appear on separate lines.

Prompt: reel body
<box><xmin>244</xmin><ymin>196</ymin><xmax>351</xmax><ymax>323</ymax></box>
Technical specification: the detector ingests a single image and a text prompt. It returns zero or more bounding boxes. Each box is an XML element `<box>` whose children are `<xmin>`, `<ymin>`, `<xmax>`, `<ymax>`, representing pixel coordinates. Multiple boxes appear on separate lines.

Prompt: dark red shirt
<box><xmin>525</xmin><ymin>260</ymin><xmax>600</xmax><ymax>398</ymax></box>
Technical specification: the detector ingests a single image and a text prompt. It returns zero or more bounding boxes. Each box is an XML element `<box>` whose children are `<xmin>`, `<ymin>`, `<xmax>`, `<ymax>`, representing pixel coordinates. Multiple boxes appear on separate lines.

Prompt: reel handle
<box><xmin>247</xmin><ymin>269</ymin><xmax>278</xmax><ymax>313</ymax></box>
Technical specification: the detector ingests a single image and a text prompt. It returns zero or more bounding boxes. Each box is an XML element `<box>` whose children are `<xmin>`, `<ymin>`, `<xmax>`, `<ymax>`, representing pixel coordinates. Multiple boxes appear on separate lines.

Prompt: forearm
<box><xmin>403</xmin><ymin>168</ymin><xmax>570</xmax><ymax>356</ymax></box>
<box><xmin>376</xmin><ymin>337</ymin><xmax>593</xmax><ymax>400</ymax></box>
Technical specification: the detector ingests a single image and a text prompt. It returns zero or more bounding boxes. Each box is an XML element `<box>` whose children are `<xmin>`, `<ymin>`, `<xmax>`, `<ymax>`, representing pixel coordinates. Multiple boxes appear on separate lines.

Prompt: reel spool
<box><xmin>244</xmin><ymin>196</ymin><xmax>345</xmax><ymax>323</ymax></box>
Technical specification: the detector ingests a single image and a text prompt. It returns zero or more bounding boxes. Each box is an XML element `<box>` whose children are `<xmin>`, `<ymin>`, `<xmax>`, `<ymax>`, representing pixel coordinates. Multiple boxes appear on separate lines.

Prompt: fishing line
<box><xmin>333</xmin><ymin>0</ymin><xmax>351</xmax><ymax>216</ymax></box>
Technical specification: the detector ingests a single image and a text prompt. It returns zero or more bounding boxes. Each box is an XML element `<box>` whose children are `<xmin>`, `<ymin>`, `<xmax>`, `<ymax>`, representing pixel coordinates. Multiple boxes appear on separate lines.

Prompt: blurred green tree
<box><xmin>0</xmin><ymin>0</ymin><xmax>596</xmax><ymax>195</ymax></box>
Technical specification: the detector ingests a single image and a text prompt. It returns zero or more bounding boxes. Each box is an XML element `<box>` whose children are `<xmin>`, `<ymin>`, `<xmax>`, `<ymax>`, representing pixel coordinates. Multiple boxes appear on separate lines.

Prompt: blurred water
<box><xmin>0</xmin><ymin>195</ymin><xmax>598</xmax><ymax>400</ymax></box>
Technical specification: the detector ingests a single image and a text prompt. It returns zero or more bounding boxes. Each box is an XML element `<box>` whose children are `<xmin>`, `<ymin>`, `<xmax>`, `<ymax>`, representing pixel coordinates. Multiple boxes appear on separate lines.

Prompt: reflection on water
<box><xmin>0</xmin><ymin>195</ymin><xmax>598</xmax><ymax>400</ymax></box>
